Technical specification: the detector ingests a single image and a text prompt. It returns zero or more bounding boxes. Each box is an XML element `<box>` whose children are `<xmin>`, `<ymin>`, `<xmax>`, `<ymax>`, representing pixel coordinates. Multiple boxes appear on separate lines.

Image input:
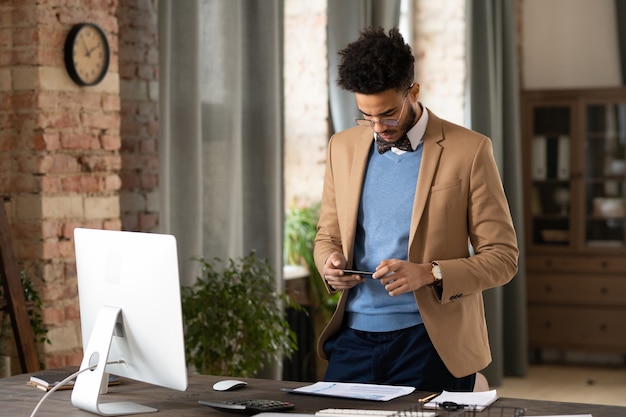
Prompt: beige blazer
<box><xmin>314</xmin><ymin>109</ymin><xmax>519</xmax><ymax>378</ymax></box>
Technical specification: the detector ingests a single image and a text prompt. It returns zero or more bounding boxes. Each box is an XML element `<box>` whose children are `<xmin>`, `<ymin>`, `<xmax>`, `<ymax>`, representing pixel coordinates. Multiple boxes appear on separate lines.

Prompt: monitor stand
<box><xmin>71</xmin><ymin>305</ymin><xmax>157</xmax><ymax>416</ymax></box>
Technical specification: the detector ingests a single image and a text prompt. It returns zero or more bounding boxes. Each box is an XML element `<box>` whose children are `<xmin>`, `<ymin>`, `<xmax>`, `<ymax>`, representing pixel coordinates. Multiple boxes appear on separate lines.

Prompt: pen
<box><xmin>418</xmin><ymin>393</ymin><xmax>438</xmax><ymax>403</ymax></box>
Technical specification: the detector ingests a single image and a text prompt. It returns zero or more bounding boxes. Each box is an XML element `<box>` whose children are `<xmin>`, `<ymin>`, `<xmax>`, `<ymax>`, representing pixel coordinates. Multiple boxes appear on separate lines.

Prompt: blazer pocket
<box><xmin>431</xmin><ymin>178</ymin><xmax>461</xmax><ymax>192</ymax></box>
<box><xmin>430</xmin><ymin>179</ymin><xmax>463</xmax><ymax>209</ymax></box>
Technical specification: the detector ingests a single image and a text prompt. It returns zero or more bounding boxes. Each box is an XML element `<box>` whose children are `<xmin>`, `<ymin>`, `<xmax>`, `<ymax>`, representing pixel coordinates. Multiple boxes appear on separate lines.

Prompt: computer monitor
<box><xmin>72</xmin><ymin>228</ymin><xmax>188</xmax><ymax>416</ymax></box>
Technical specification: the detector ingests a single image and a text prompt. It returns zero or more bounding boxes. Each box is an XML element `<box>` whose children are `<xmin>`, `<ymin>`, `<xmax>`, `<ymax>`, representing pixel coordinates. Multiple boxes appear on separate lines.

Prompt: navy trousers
<box><xmin>323</xmin><ymin>324</ymin><xmax>475</xmax><ymax>392</ymax></box>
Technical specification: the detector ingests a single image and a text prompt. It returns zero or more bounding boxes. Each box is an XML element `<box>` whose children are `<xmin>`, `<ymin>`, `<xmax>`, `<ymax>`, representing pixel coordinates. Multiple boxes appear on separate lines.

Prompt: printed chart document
<box><xmin>285</xmin><ymin>381</ymin><xmax>415</xmax><ymax>401</ymax></box>
<box><xmin>424</xmin><ymin>390</ymin><xmax>498</xmax><ymax>411</ymax></box>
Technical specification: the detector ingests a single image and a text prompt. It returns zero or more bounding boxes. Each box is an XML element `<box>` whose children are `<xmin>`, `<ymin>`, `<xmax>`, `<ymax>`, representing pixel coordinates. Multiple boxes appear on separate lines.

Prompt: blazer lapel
<box><xmin>343</xmin><ymin>129</ymin><xmax>375</xmax><ymax>263</ymax></box>
<box><xmin>409</xmin><ymin>109</ymin><xmax>444</xmax><ymax>246</ymax></box>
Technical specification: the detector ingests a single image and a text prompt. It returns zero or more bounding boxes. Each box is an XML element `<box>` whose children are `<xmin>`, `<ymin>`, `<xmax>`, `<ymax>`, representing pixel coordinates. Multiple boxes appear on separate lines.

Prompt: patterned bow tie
<box><xmin>376</xmin><ymin>134</ymin><xmax>414</xmax><ymax>154</ymax></box>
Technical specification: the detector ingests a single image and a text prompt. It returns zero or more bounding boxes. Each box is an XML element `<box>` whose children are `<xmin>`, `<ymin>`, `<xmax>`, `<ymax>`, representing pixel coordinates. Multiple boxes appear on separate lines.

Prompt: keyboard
<box><xmin>316</xmin><ymin>409</ymin><xmax>436</xmax><ymax>417</ymax></box>
<box><xmin>199</xmin><ymin>399</ymin><xmax>295</xmax><ymax>415</ymax></box>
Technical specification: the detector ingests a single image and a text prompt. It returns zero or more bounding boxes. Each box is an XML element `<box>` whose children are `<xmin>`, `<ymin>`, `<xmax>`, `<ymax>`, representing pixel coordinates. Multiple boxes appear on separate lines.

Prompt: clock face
<box><xmin>64</xmin><ymin>23</ymin><xmax>110</xmax><ymax>86</ymax></box>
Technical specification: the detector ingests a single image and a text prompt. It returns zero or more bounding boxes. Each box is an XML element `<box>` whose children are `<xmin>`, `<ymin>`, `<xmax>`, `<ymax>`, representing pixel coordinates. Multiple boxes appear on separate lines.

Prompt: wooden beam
<box><xmin>0</xmin><ymin>196</ymin><xmax>40</xmax><ymax>373</ymax></box>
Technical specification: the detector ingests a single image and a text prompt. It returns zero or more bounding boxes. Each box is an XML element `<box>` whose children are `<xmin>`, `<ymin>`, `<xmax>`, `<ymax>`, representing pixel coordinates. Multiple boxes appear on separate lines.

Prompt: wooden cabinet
<box><xmin>521</xmin><ymin>88</ymin><xmax>626</xmax><ymax>356</ymax></box>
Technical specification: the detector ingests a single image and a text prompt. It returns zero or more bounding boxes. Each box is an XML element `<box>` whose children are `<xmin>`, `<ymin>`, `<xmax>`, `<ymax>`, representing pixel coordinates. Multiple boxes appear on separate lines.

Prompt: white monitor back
<box><xmin>73</xmin><ymin>228</ymin><xmax>187</xmax><ymax>415</ymax></box>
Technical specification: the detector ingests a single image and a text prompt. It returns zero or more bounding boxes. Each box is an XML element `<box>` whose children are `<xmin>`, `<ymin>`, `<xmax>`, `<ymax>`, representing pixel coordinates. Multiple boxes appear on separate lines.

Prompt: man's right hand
<box><xmin>323</xmin><ymin>252</ymin><xmax>364</xmax><ymax>290</ymax></box>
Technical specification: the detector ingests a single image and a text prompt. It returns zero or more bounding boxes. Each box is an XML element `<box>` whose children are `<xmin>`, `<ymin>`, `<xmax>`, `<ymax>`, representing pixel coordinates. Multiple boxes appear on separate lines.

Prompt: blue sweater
<box><xmin>346</xmin><ymin>143</ymin><xmax>424</xmax><ymax>332</ymax></box>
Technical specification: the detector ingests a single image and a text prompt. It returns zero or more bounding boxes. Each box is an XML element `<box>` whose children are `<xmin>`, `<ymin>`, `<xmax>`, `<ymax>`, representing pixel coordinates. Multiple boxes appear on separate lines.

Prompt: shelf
<box><xmin>540</xmin><ymin>229</ymin><xmax>569</xmax><ymax>243</ymax></box>
<box><xmin>532</xmin><ymin>215</ymin><xmax>570</xmax><ymax>220</ymax></box>
<box><xmin>532</xmin><ymin>179</ymin><xmax>570</xmax><ymax>184</ymax></box>
<box><xmin>588</xmin><ymin>215</ymin><xmax>625</xmax><ymax>220</ymax></box>
<box><xmin>585</xmin><ymin>177</ymin><xmax>625</xmax><ymax>182</ymax></box>
<box><xmin>523</xmin><ymin>87</ymin><xmax>626</xmax><ymax>355</ymax></box>
<box><xmin>586</xmin><ymin>132</ymin><xmax>625</xmax><ymax>139</ymax></box>
<box><xmin>586</xmin><ymin>240</ymin><xmax>624</xmax><ymax>247</ymax></box>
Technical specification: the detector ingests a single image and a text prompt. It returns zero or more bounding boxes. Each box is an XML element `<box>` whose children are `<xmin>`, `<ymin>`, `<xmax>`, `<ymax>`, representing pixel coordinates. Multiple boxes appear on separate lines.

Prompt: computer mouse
<box><xmin>212</xmin><ymin>379</ymin><xmax>248</xmax><ymax>391</ymax></box>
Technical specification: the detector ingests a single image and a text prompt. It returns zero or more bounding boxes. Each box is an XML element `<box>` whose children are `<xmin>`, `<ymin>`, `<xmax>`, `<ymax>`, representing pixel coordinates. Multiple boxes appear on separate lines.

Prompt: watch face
<box><xmin>64</xmin><ymin>23</ymin><xmax>110</xmax><ymax>86</ymax></box>
<box><xmin>432</xmin><ymin>265</ymin><xmax>442</xmax><ymax>279</ymax></box>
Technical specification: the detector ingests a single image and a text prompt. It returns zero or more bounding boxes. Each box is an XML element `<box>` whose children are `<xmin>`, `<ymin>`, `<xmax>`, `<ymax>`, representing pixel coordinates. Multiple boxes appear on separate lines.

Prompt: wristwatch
<box><xmin>430</xmin><ymin>262</ymin><xmax>442</xmax><ymax>286</ymax></box>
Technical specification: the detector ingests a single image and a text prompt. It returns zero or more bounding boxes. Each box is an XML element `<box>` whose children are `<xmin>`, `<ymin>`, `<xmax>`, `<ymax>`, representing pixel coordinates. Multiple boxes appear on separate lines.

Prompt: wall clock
<box><xmin>64</xmin><ymin>23</ymin><xmax>110</xmax><ymax>86</ymax></box>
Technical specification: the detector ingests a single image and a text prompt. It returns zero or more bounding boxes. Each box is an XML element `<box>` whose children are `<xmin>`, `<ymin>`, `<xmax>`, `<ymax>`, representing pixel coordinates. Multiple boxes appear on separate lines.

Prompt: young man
<box><xmin>314</xmin><ymin>27</ymin><xmax>519</xmax><ymax>391</ymax></box>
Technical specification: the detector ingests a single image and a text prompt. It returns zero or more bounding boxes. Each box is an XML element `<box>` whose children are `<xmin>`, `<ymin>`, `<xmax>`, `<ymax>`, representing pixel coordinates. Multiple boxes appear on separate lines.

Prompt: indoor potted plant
<box><xmin>181</xmin><ymin>251</ymin><xmax>299</xmax><ymax>377</ymax></box>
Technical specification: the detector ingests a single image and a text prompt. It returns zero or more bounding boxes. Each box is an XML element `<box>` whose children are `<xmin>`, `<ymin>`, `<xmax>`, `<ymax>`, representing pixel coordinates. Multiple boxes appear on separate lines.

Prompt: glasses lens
<box><xmin>354</xmin><ymin>119</ymin><xmax>399</xmax><ymax>127</ymax></box>
<box><xmin>380</xmin><ymin>119</ymin><xmax>399</xmax><ymax>127</ymax></box>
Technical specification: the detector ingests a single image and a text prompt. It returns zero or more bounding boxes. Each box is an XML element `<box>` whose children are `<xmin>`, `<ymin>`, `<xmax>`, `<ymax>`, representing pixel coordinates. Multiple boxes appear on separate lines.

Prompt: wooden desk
<box><xmin>2</xmin><ymin>369</ymin><xmax>626</xmax><ymax>417</ymax></box>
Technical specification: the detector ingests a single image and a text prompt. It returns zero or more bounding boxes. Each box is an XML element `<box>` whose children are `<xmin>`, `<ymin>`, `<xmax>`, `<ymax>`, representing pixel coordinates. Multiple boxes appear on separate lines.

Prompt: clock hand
<box><xmin>79</xmin><ymin>33</ymin><xmax>91</xmax><ymax>57</ymax></box>
<box><xmin>87</xmin><ymin>43</ymin><xmax>101</xmax><ymax>55</ymax></box>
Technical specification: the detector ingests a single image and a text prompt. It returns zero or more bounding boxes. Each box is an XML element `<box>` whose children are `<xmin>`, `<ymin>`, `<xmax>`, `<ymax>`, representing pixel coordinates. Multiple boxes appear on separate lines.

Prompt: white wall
<box><xmin>523</xmin><ymin>0</ymin><xmax>621</xmax><ymax>89</ymax></box>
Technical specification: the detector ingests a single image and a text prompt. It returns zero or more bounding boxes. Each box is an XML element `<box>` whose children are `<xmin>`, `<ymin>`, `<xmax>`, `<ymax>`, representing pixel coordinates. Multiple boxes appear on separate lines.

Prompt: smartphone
<box><xmin>342</xmin><ymin>269</ymin><xmax>375</xmax><ymax>278</ymax></box>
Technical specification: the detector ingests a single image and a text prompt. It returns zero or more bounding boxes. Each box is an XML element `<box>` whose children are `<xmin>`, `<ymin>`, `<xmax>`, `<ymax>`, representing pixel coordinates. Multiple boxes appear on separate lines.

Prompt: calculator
<box><xmin>198</xmin><ymin>398</ymin><xmax>295</xmax><ymax>415</ymax></box>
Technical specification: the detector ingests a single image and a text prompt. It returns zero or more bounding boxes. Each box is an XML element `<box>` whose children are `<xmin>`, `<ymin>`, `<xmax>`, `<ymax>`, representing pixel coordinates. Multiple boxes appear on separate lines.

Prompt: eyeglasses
<box><xmin>354</xmin><ymin>85</ymin><xmax>412</xmax><ymax>128</ymax></box>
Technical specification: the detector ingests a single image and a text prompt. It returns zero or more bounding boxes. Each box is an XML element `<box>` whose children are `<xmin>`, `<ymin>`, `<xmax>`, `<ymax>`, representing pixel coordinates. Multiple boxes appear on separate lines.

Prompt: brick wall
<box><xmin>117</xmin><ymin>0</ymin><xmax>160</xmax><ymax>233</ymax></box>
<box><xmin>412</xmin><ymin>0</ymin><xmax>466</xmax><ymax>126</ymax></box>
<box><xmin>0</xmin><ymin>0</ymin><xmax>160</xmax><ymax>371</ymax></box>
<box><xmin>284</xmin><ymin>0</ymin><xmax>328</xmax><ymax>208</ymax></box>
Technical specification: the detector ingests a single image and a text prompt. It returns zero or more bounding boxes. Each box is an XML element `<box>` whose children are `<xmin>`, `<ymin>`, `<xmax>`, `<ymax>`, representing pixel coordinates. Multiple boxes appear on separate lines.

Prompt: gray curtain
<box><xmin>327</xmin><ymin>0</ymin><xmax>401</xmax><ymax>133</ymax></box>
<box><xmin>158</xmin><ymin>0</ymin><xmax>284</xmax><ymax>332</ymax></box>
<box><xmin>467</xmin><ymin>0</ymin><xmax>528</xmax><ymax>385</ymax></box>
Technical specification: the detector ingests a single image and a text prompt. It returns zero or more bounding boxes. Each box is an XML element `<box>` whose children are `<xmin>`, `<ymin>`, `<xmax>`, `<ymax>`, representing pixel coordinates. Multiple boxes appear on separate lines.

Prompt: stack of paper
<box><xmin>285</xmin><ymin>381</ymin><xmax>415</xmax><ymax>401</ymax></box>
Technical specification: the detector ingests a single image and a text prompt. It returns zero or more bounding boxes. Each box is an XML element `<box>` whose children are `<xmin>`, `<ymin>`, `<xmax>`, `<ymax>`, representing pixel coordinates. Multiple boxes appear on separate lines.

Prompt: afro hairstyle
<box><xmin>336</xmin><ymin>27</ymin><xmax>415</xmax><ymax>94</ymax></box>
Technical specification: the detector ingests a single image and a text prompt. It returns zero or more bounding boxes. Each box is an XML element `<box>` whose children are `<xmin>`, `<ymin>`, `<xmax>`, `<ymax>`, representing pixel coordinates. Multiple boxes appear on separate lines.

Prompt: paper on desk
<box><xmin>423</xmin><ymin>389</ymin><xmax>498</xmax><ymax>411</ymax></box>
<box><xmin>285</xmin><ymin>381</ymin><xmax>415</xmax><ymax>401</ymax></box>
